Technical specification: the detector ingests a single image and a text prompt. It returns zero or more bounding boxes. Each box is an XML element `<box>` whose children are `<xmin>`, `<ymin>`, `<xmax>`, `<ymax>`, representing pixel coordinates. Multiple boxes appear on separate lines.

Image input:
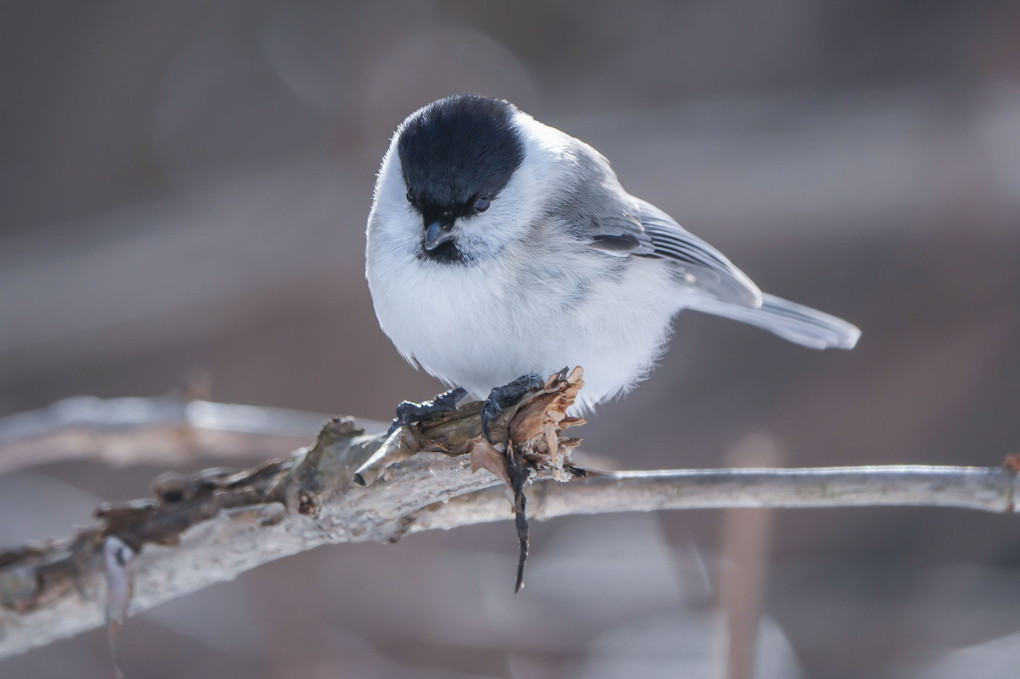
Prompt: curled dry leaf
<box><xmin>469</xmin><ymin>439</ymin><xmax>513</xmax><ymax>488</ymax></box>
<box><xmin>461</xmin><ymin>367</ymin><xmax>586</xmax><ymax>488</ymax></box>
<box><xmin>355</xmin><ymin>367</ymin><xmax>588</xmax><ymax>590</ymax></box>
<box><xmin>354</xmin><ymin>369</ymin><xmax>585</xmax><ymax>488</ymax></box>
<box><xmin>507</xmin><ymin>366</ymin><xmax>586</xmax><ymax>478</ymax></box>
<box><xmin>468</xmin><ymin>367</ymin><xmax>587</xmax><ymax>592</ymax></box>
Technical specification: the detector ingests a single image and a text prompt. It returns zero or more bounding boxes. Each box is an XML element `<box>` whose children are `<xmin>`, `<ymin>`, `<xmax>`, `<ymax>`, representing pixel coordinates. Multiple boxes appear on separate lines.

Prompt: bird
<box><xmin>365</xmin><ymin>94</ymin><xmax>859</xmax><ymax>425</ymax></box>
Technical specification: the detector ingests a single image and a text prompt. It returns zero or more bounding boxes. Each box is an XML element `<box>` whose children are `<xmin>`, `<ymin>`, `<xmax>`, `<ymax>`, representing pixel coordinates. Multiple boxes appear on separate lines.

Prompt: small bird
<box><xmin>366</xmin><ymin>95</ymin><xmax>859</xmax><ymax>420</ymax></box>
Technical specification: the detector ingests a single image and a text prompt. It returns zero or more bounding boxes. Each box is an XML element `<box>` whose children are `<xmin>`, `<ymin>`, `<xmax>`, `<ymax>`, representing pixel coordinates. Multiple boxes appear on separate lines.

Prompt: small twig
<box><xmin>507</xmin><ymin>441</ymin><xmax>531</xmax><ymax>594</ymax></box>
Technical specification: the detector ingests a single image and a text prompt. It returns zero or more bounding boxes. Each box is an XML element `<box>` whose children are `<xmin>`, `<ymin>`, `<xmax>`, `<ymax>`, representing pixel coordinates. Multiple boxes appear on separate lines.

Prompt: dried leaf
<box><xmin>467</xmin><ymin>367</ymin><xmax>587</xmax><ymax>591</ymax></box>
<box><xmin>387</xmin><ymin>367</ymin><xmax>587</xmax><ymax>592</ymax></box>
<box><xmin>506</xmin><ymin>440</ymin><xmax>531</xmax><ymax>593</ymax></box>
<box><xmin>509</xmin><ymin>366</ymin><xmax>585</xmax><ymax>476</ymax></box>
<box><xmin>469</xmin><ymin>440</ymin><xmax>512</xmax><ymax>487</ymax></box>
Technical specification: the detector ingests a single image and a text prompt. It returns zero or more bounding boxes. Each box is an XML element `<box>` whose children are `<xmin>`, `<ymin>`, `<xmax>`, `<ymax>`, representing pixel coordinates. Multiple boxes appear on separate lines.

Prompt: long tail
<box><xmin>689</xmin><ymin>293</ymin><xmax>860</xmax><ymax>350</ymax></box>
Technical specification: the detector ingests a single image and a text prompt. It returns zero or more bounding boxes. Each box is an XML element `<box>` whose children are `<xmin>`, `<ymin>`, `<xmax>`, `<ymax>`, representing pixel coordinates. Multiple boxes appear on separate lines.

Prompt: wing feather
<box><xmin>558</xmin><ymin>147</ymin><xmax>760</xmax><ymax>306</ymax></box>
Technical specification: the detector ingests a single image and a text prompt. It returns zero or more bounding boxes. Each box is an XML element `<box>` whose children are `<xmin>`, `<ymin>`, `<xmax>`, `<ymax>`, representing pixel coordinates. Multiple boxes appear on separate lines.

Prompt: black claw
<box><xmin>480</xmin><ymin>374</ymin><xmax>544</xmax><ymax>444</ymax></box>
<box><xmin>565</xmin><ymin>464</ymin><xmax>588</xmax><ymax>478</ymax></box>
<box><xmin>387</xmin><ymin>386</ymin><xmax>468</xmax><ymax>435</ymax></box>
<box><xmin>483</xmin><ymin>397</ymin><xmax>503</xmax><ymax>438</ymax></box>
<box><xmin>434</xmin><ymin>386</ymin><xmax>468</xmax><ymax>410</ymax></box>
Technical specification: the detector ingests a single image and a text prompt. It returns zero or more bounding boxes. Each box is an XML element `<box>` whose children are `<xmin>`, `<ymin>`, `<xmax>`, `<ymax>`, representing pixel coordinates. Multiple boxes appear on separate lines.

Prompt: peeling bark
<box><xmin>1</xmin><ymin>376</ymin><xmax>1017</xmax><ymax>658</ymax></box>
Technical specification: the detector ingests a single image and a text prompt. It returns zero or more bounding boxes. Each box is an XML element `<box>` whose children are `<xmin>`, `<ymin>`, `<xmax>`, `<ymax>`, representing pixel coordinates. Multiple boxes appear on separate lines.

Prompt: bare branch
<box><xmin>0</xmin><ymin>396</ymin><xmax>372</xmax><ymax>473</ymax></box>
<box><xmin>410</xmin><ymin>464</ymin><xmax>1019</xmax><ymax>533</ymax></box>
<box><xmin>0</xmin><ymin>391</ymin><xmax>1017</xmax><ymax>659</ymax></box>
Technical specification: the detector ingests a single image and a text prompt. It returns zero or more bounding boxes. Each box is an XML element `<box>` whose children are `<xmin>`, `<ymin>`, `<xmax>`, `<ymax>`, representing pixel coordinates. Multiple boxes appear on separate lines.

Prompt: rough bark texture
<box><xmin>1</xmin><ymin>378</ymin><xmax>1017</xmax><ymax>658</ymax></box>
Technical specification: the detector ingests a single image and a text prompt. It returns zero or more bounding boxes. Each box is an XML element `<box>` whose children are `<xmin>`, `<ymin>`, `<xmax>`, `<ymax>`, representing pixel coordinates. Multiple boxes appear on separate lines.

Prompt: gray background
<box><xmin>2</xmin><ymin>1</ymin><xmax>1019</xmax><ymax>677</ymax></box>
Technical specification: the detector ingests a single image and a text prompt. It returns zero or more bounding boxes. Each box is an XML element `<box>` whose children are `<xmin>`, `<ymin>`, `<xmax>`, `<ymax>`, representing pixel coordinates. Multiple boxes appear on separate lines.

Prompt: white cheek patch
<box><xmin>372</xmin><ymin>107</ymin><xmax>578</xmax><ymax>264</ymax></box>
<box><xmin>455</xmin><ymin>181</ymin><xmax>535</xmax><ymax>260</ymax></box>
<box><xmin>453</xmin><ymin>115</ymin><xmax>572</xmax><ymax>260</ymax></box>
<box><xmin>370</xmin><ymin>145</ymin><xmax>426</xmax><ymax>255</ymax></box>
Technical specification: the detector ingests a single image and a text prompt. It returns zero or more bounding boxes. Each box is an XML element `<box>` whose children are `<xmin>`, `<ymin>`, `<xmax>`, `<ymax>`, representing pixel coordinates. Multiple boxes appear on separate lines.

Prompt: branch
<box><xmin>408</xmin><ymin>464</ymin><xmax>1019</xmax><ymax>534</ymax></box>
<box><xmin>0</xmin><ymin>395</ymin><xmax>360</xmax><ymax>473</ymax></box>
<box><xmin>1</xmin><ymin>388</ymin><xmax>1017</xmax><ymax>659</ymax></box>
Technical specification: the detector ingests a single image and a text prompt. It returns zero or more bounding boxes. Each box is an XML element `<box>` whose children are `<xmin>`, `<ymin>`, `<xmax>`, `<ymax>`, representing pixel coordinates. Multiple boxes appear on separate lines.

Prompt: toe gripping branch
<box><xmin>388</xmin><ymin>387</ymin><xmax>468</xmax><ymax>436</ymax></box>
<box><xmin>480</xmin><ymin>374</ymin><xmax>546</xmax><ymax>444</ymax></box>
<box><xmin>476</xmin><ymin>368</ymin><xmax>587</xmax><ymax>592</ymax></box>
<box><xmin>480</xmin><ymin>374</ymin><xmax>546</xmax><ymax>593</ymax></box>
<box><xmin>363</xmin><ymin>367</ymin><xmax>587</xmax><ymax>592</ymax></box>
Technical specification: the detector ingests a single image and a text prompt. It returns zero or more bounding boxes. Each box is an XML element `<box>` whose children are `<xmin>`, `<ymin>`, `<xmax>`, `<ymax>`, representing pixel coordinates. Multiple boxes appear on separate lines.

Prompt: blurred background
<box><xmin>2</xmin><ymin>1</ymin><xmax>1020</xmax><ymax>677</ymax></box>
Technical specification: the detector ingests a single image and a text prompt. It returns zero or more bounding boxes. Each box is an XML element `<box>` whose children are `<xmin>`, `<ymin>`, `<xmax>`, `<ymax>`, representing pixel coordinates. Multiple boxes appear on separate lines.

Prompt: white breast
<box><xmin>364</xmin><ymin>114</ymin><xmax>685</xmax><ymax>412</ymax></box>
<box><xmin>368</xmin><ymin>224</ymin><xmax>682</xmax><ymax>411</ymax></box>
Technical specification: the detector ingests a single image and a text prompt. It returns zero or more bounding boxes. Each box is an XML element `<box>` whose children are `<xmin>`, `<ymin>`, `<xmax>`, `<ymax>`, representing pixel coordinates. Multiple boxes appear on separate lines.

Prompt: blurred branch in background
<box><xmin>0</xmin><ymin>395</ymin><xmax>346</xmax><ymax>474</ymax></box>
<box><xmin>0</xmin><ymin>395</ymin><xmax>1017</xmax><ymax>660</ymax></box>
<box><xmin>715</xmin><ymin>436</ymin><xmax>784</xmax><ymax>679</ymax></box>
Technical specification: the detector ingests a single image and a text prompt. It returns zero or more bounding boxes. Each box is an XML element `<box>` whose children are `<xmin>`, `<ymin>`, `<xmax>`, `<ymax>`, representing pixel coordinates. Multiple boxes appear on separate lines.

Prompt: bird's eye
<box><xmin>406</xmin><ymin>192</ymin><xmax>416</xmax><ymax>206</ymax></box>
<box><xmin>473</xmin><ymin>194</ymin><xmax>491</xmax><ymax>213</ymax></box>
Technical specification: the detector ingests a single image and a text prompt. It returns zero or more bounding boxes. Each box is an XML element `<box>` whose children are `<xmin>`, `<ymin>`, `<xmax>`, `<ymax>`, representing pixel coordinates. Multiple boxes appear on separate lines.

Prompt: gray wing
<box><xmin>633</xmin><ymin>199</ymin><xmax>762</xmax><ymax>307</ymax></box>
<box><xmin>570</xmin><ymin>188</ymin><xmax>762</xmax><ymax>307</ymax></box>
<box><xmin>583</xmin><ymin>201</ymin><xmax>862</xmax><ymax>349</ymax></box>
<box><xmin>564</xmin><ymin>184</ymin><xmax>861</xmax><ymax>349</ymax></box>
<box><xmin>558</xmin><ymin>150</ymin><xmax>859</xmax><ymax>349</ymax></box>
<box><xmin>555</xmin><ymin>147</ymin><xmax>760</xmax><ymax>306</ymax></box>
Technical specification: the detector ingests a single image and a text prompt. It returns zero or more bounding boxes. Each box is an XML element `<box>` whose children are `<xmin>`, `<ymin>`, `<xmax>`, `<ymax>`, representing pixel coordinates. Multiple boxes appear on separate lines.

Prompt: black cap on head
<box><xmin>397</xmin><ymin>95</ymin><xmax>525</xmax><ymax>220</ymax></box>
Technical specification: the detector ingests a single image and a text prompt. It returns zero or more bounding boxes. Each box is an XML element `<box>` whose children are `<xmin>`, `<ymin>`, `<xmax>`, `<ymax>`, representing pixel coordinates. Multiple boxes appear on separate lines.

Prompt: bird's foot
<box><xmin>564</xmin><ymin>463</ymin><xmax>588</xmax><ymax>478</ymax></box>
<box><xmin>477</xmin><ymin>373</ymin><xmax>546</xmax><ymax>594</ymax></box>
<box><xmin>387</xmin><ymin>386</ymin><xmax>468</xmax><ymax>436</ymax></box>
<box><xmin>480</xmin><ymin>374</ymin><xmax>545</xmax><ymax>444</ymax></box>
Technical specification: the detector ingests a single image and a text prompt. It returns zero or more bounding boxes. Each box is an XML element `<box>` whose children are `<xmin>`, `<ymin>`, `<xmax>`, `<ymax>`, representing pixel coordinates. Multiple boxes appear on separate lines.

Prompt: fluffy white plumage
<box><xmin>365</xmin><ymin>96</ymin><xmax>859</xmax><ymax>413</ymax></box>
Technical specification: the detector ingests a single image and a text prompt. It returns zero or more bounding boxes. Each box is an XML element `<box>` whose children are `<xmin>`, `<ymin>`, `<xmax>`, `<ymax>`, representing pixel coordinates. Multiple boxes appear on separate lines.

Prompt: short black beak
<box><xmin>424</xmin><ymin>219</ymin><xmax>456</xmax><ymax>251</ymax></box>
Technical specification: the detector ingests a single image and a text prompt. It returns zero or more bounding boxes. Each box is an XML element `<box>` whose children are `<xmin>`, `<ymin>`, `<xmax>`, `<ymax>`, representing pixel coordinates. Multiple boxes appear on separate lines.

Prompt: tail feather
<box><xmin>690</xmin><ymin>293</ymin><xmax>860</xmax><ymax>350</ymax></box>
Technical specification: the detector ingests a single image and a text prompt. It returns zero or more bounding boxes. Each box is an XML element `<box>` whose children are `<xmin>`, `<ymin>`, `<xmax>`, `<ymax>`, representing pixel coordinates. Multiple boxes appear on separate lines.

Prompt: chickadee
<box><xmin>366</xmin><ymin>95</ymin><xmax>859</xmax><ymax>416</ymax></box>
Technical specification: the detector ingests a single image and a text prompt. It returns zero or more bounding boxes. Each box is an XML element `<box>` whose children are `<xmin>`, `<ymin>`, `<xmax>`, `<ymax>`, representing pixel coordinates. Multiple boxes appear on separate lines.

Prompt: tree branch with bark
<box><xmin>0</xmin><ymin>368</ymin><xmax>1017</xmax><ymax>661</ymax></box>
